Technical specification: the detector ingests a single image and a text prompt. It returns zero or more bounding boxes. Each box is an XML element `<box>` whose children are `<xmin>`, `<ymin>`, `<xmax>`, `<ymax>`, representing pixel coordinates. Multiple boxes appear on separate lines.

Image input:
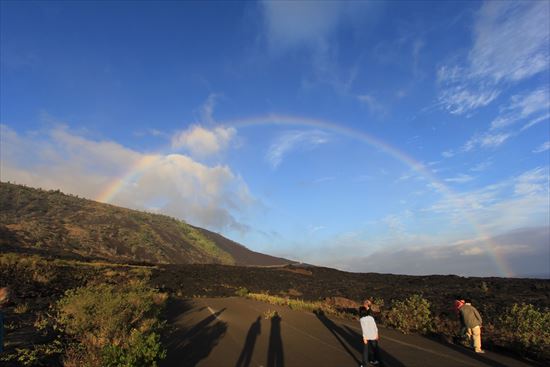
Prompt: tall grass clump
<box><xmin>386</xmin><ymin>294</ymin><xmax>432</xmax><ymax>334</ymax></box>
<box><xmin>55</xmin><ymin>280</ymin><xmax>167</xmax><ymax>367</ymax></box>
<box><xmin>497</xmin><ymin>303</ymin><xmax>550</xmax><ymax>359</ymax></box>
<box><xmin>246</xmin><ymin>293</ymin><xmax>336</xmax><ymax>314</ymax></box>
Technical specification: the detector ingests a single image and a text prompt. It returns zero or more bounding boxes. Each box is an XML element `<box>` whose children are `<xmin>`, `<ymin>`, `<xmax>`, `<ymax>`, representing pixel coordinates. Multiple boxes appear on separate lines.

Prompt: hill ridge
<box><xmin>0</xmin><ymin>181</ymin><xmax>292</xmax><ymax>266</ymax></box>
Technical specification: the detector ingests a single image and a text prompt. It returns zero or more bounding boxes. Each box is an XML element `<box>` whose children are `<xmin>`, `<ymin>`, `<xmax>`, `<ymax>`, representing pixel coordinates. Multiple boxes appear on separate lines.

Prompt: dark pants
<box><xmin>363</xmin><ymin>339</ymin><xmax>380</xmax><ymax>363</ymax></box>
<box><xmin>0</xmin><ymin>311</ymin><xmax>4</xmax><ymax>353</ymax></box>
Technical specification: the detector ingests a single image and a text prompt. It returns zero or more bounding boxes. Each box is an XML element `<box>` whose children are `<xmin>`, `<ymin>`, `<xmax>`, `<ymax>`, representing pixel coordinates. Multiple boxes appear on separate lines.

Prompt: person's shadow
<box><xmin>267</xmin><ymin>313</ymin><xmax>284</xmax><ymax>367</ymax></box>
<box><xmin>315</xmin><ymin>310</ymin><xmax>362</xmax><ymax>365</ymax></box>
<box><xmin>235</xmin><ymin>316</ymin><xmax>262</xmax><ymax>367</ymax></box>
<box><xmin>162</xmin><ymin>300</ymin><xmax>227</xmax><ymax>367</ymax></box>
<box><xmin>316</xmin><ymin>311</ymin><xmax>407</xmax><ymax>367</ymax></box>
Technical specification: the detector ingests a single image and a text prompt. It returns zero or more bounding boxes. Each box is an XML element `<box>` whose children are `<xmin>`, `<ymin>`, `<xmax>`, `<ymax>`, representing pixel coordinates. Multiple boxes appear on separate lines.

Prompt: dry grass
<box><xmin>246</xmin><ymin>292</ymin><xmax>337</xmax><ymax>315</ymax></box>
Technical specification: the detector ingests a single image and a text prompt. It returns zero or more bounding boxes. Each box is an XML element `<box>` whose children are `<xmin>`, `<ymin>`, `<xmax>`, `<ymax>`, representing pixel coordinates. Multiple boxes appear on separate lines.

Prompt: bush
<box><xmin>235</xmin><ymin>287</ymin><xmax>249</xmax><ymax>297</ymax></box>
<box><xmin>55</xmin><ymin>280</ymin><xmax>167</xmax><ymax>367</ymax></box>
<box><xmin>386</xmin><ymin>294</ymin><xmax>432</xmax><ymax>334</ymax></box>
<box><xmin>102</xmin><ymin>329</ymin><xmax>166</xmax><ymax>367</ymax></box>
<box><xmin>498</xmin><ymin>303</ymin><xmax>550</xmax><ymax>357</ymax></box>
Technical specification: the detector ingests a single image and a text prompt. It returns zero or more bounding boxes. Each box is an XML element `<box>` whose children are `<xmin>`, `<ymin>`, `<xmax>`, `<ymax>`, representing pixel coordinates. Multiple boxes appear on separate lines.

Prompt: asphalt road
<box><xmin>161</xmin><ymin>297</ymin><xmax>538</xmax><ymax>367</ymax></box>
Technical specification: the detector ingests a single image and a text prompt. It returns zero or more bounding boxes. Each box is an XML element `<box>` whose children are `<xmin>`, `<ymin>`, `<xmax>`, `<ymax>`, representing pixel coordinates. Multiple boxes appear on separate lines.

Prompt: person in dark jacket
<box><xmin>458</xmin><ymin>299</ymin><xmax>484</xmax><ymax>353</ymax></box>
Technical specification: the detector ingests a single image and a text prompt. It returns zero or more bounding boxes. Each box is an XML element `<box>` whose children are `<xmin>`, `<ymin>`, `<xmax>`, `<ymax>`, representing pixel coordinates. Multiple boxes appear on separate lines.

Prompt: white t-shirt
<box><xmin>360</xmin><ymin>315</ymin><xmax>378</xmax><ymax>340</ymax></box>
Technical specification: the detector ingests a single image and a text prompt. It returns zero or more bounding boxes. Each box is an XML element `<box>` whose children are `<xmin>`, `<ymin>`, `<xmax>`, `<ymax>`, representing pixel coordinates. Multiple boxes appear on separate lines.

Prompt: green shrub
<box><xmin>102</xmin><ymin>329</ymin><xmax>166</xmax><ymax>367</ymax></box>
<box><xmin>498</xmin><ymin>303</ymin><xmax>550</xmax><ymax>356</ymax></box>
<box><xmin>55</xmin><ymin>280</ymin><xmax>167</xmax><ymax>366</ymax></box>
<box><xmin>235</xmin><ymin>287</ymin><xmax>249</xmax><ymax>297</ymax></box>
<box><xmin>386</xmin><ymin>294</ymin><xmax>432</xmax><ymax>334</ymax></box>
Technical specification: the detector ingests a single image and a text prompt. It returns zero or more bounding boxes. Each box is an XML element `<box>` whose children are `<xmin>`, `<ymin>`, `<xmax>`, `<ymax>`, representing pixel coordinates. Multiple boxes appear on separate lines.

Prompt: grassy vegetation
<box><xmin>0</xmin><ymin>181</ymin><xmax>236</xmax><ymax>265</ymax></box>
<box><xmin>0</xmin><ymin>253</ymin><xmax>165</xmax><ymax>366</ymax></box>
<box><xmin>55</xmin><ymin>281</ymin><xmax>167</xmax><ymax>367</ymax></box>
<box><xmin>247</xmin><ymin>292</ymin><xmax>333</xmax><ymax>314</ymax></box>
<box><xmin>178</xmin><ymin>223</ymin><xmax>234</xmax><ymax>265</ymax></box>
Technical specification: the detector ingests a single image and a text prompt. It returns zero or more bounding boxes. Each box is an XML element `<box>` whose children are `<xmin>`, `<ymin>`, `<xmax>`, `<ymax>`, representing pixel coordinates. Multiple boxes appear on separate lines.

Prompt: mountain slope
<box><xmin>0</xmin><ymin>182</ymin><xmax>292</xmax><ymax>266</ymax></box>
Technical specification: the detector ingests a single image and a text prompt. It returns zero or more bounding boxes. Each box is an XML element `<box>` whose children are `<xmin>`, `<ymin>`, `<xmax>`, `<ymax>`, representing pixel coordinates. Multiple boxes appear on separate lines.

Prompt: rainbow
<box><xmin>96</xmin><ymin>154</ymin><xmax>160</xmax><ymax>203</ymax></box>
<box><xmin>95</xmin><ymin>113</ymin><xmax>514</xmax><ymax>277</ymax></box>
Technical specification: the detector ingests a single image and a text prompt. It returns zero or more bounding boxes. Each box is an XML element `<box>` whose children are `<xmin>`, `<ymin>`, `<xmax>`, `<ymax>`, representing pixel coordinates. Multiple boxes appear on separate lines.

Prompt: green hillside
<box><xmin>0</xmin><ymin>182</ymin><xmax>290</xmax><ymax>266</ymax></box>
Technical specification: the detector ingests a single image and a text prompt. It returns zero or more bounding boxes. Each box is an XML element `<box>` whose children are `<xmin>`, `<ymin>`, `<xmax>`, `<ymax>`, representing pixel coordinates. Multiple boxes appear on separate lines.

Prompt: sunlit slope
<box><xmin>0</xmin><ymin>182</ymin><xmax>291</xmax><ymax>266</ymax></box>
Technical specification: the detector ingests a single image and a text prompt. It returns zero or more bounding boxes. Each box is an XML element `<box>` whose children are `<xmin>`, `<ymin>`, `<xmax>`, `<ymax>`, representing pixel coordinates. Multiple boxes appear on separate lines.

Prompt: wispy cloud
<box><xmin>441</xmin><ymin>149</ymin><xmax>455</xmax><ymax>158</ymax></box>
<box><xmin>357</xmin><ymin>94</ymin><xmax>385</xmax><ymax>115</ymax></box>
<box><xmin>261</xmin><ymin>1</ymin><xmax>368</xmax><ymax>51</ymax></box>
<box><xmin>462</xmin><ymin>131</ymin><xmax>511</xmax><ymax>151</ymax></box>
<box><xmin>0</xmin><ymin>124</ymin><xmax>253</xmax><ymax>232</ymax></box>
<box><xmin>426</xmin><ymin>167</ymin><xmax>549</xmax><ymax>233</ymax></box>
<box><xmin>490</xmin><ymin>88</ymin><xmax>550</xmax><ymax>130</ymax></box>
<box><xmin>470</xmin><ymin>159</ymin><xmax>492</xmax><ymax>172</ymax></box>
<box><xmin>266</xmin><ymin>130</ymin><xmax>329</xmax><ymax>168</ymax></box>
<box><xmin>444</xmin><ymin>174</ymin><xmax>474</xmax><ymax>184</ymax></box>
<box><xmin>533</xmin><ymin>141</ymin><xmax>550</xmax><ymax>154</ymax></box>
<box><xmin>437</xmin><ymin>1</ymin><xmax>549</xmax><ymax>115</ymax></box>
<box><xmin>260</xmin><ymin>1</ymin><xmax>372</xmax><ymax>94</ymax></box>
<box><xmin>438</xmin><ymin>83</ymin><xmax>500</xmax><ymax>115</ymax></box>
<box><xmin>198</xmin><ymin>93</ymin><xmax>221</xmax><ymax>125</ymax></box>
<box><xmin>521</xmin><ymin>113</ymin><xmax>550</xmax><ymax>132</ymax></box>
<box><xmin>469</xmin><ymin>1</ymin><xmax>549</xmax><ymax>82</ymax></box>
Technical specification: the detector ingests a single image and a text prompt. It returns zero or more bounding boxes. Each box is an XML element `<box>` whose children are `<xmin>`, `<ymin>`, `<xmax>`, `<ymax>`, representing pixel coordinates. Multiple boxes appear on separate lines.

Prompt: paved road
<box><xmin>161</xmin><ymin>297</ymin><xmax>538</xmax><ymax>367</ymax></box>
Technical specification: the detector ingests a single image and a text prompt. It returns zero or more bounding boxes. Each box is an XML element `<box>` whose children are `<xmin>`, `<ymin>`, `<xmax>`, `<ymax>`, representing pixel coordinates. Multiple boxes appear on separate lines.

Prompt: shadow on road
<box><xmin>162</xmin><ymin>298</ymin><xmax>227</xmax><ymax>367</ymax></box>
<box><xmin>378</xmin><ymin>346</ymin><xmax>407</xmax><ymax>367</ymax></box>
<box><xmin>315</xmin><ymin>313</ymin><xmax>407</xmax><ymax>367</ymax></box>
<box><xmin>315</xmin><ymin>310</ymin><xmax>362</xmax><ymax>365</ymax></box>
<box><xmin>267</xmin><ymin>313</ymin><xmax>284</xmax><ymax>367</ymax></box>
<box><xmin>422</xmin><ymin>335</ymin><xmax>543</xmax><ymax>367</ymax></box>
<box><xmin>235</xmin><ymin>316</ymin><xmax>262</xmax><ymax>367</ymax></box>
<box><xmin>340</xmin><ymin>325</ymin><xmax>407</xmax><ymax>367</ymax></box>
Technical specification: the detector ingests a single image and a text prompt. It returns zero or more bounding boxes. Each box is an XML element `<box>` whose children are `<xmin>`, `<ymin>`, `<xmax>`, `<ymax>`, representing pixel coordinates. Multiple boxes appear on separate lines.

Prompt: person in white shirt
<box><xmin>359</xmin><ymin>306</ymin><xmax>380</xmax><ymax>366</ymax></box>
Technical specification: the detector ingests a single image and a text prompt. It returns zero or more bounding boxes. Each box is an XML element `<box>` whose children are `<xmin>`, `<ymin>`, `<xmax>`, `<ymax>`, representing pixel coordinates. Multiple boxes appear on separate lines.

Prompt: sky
<box><xmin>1</xmin><ymin>1</ymin><xmax>549</xmax><ymax>278</ymax></box>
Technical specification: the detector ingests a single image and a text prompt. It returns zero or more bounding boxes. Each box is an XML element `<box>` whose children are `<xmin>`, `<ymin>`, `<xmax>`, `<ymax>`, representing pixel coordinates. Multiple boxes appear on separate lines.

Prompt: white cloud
<box><xmin>521</xmin><ymin>113</ymin><xmax>550</xmax><ymax>131</ymax></box>
<box><xmin>491</xmin><ymin>88</ymin><xmax>550</xmax><ymax>130</ymax></box>
<box><xmin>444</xmin><ymin>174</ymin><xmax>474</xmax><ymax>184</ymax></box>
<box><xmin>171</xmin><ymin>125</ymin><xmax>236</xmax><ymax>157</ymax></box>
<box><xmin>382</xmin><ymin>214</ymin><xmax>405</xmax><ymax>233</ymax></box>
<box><xmin>469</xmin><ymin>1</ymin><xmax>550</xmax><ymax>82</ymax></box>
<box><xmin>455</xmin><ymin>88</ymin><xmax>549</xmax><ymax>154</ymax></box>
<box><xmin>437</xmin><ymin>1</ymin><xmax>550</xmax><ymax>115</ymax></box>
<box><xmin>533</xmin><ymin>141</ymin><xmax>550</xmax><ymax>154</ymax></box>
<box><xmin>342</xmin><ymin>227</ymin><xmax>550</xmax><ymax>277</ymax></box>
<box><xmin>462</xmin><ymin>131</ymin><xmax>511</xmax><ymax>151</ymax></box>
<box><xmin>514</xmin><ymin>167</ymin><xmax>549</xmax><ymax>196</ymax></box>
<box><xmin>289</xmin><ymin>224</ymin><xmax>549</xmax><ymax>277</ymax></box>
<box><xmin>438</xmin><ymin>84</ymin><xmax>500</xmax><ymax>115</ymax></box>
<box><xmin>260</xmin><ymin>1</ymin><xmax>372</xmax><ymax>95</ymax></box>
<box><xmin>199</xmin><ymin>93</ymin><xmax>220</xmax><ymax>125</ymax></box>
<box><xmin>427</xmin><ymin>167</ymin><xmax>549</xmax><ymax>233</ymax></box>
<box><xmin>266</xmin><ymin>130</ymin><xmax>329</xmax><ymax>168</ymax></box>
<box><xmin>357</xmin><ymin>94</ymin><xmax>385</xmax><ymax>114</ymax></box>
<box><xmin>470</xmin><ymin>160</ymin><xmax>492</xmax><ymax>172</ymax></box>
<box><xmin>170</xmin><ymin>94</ymin><xmax>237</xmax><ymax>158</ymax></box>
<box><xmin>442</xmin><ymin>150</ymin><xmax>455</xmax><ymax>158</ymax></box>
<box><xmin>261</xmin><ymin>1</ymin><xmax>368</xmax><ymax>51</ymax></box>
<box><xmin>0</xmin><ymin>124</ymin><xmax>253</xmax><ymax>232</ymax></box>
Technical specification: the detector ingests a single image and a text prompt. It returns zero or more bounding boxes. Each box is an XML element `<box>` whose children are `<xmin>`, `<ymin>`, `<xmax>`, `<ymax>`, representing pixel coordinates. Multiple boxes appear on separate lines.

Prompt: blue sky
<box><xmin>1</xmin><ymin>1</ymin><xmax>549</xmax><ymax>277</ymax></box>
